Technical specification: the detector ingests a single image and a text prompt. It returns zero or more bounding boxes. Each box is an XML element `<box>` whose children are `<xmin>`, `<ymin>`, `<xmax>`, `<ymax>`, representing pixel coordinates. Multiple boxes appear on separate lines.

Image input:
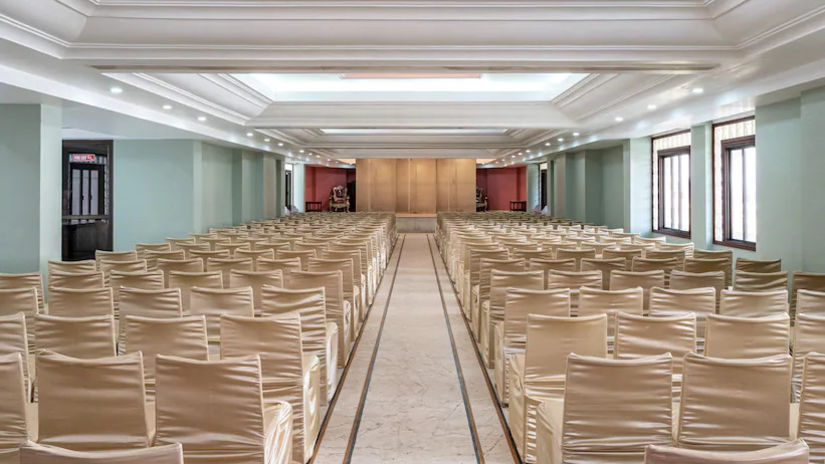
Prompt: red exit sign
<box><xmin>70</xmin><ymin>154</ymin><xmax>96</xmax><ymax>162</ymax></box>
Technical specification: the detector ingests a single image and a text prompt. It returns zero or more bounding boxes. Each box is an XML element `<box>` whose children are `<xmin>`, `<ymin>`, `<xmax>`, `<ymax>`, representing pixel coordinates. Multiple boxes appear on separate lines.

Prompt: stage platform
<box><xmin>396</xmin><ymin>213</ymin><xmax>437</xmax><ymax>233</ymax></box>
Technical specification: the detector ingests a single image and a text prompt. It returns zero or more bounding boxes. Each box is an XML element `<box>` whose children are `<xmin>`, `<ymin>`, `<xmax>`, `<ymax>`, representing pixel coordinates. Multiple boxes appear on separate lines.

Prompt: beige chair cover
<box><xmin>735</xmin><ymin>258</ymin><xmax>782</xmax><ymax>274</ymax></box>
<box><xmin>719</xmin><ymin>289</ymin><xmax>789</xmax><ymax>317</ymax></box>
<box><xmin>669</xmin><ymin>270</ymin><xmax>725</xmax><ymax>295</ymax></box>
<box><xmin>206</xmin><ymin>257</ymin><xmax>253</xmax><ymax>288</ymax></box>
<box><xmin>122</xmin><ymin>315</ymin><xmax>209</xmax><ymax>394</ymax></box>
<box><xmin>324</xmin><ymin>249</ymin><xmax>367</xmax><ymax>317</ymax></box>
<box><xmin>510</xmin><ymin>314</ymin><xmax>608</xmax><ymax>462</ymax></box>
<box><xmin>157</xmin><ymin>259</ymin><xmax>204</xmax><ymax>287</ymax></box>
<box><xmin>36</xmin><ymin>351</ymin><xmax>149</xmax><ymax>451</ymax></box>
<box><xmin>645</xmin><ymin>248</ymin><xmax>686</xmax><ymax>262</ymax></box>
<box><xmin>109</xmin><ymin>270</ymin><xmax>164</xmax><ymax>291</ymax></box>
<box><xmin>610</xmin><ymin>270</ymin><xmax>665</xmax><ymax>311</ymax></box>
<box><xmin>644</xmin><ymin>440</ymin><xmax>809</xmax><ymax>464</ymax></box>
<box><xmin>614</xmin><ymin>311</ymin><xmax>696</xmax><ymax>374</ymax></box>
<box><xmin>220</xmin><ymin>313</ymin><xmax>320</xmax><ymax>463</ymax></box>
<box><xmin>493</xmin><ymin>288</ymin><xmax>570</xmax><ymax>404</ymax></box>
<box><xmin>0</xmin><ymin>287</ymin><xmax>38</xmax><ymax>351</ymax></box>
<box><xmin>288</xmin><ymin>270</ymin><xmax>352</xmax><ymax>367</ymax></box>
<box><xmin>632</xmin><ymin>257</ymin><xmax>682</xmax><ymax>285</ymax></box>
<box><xmin>797</xmin><ymin>289</ymin><xmax>825</xmax><ymax>314</ymax></box>
<box><xmin>527</xmin><ymin>258</ymin><xmax>577</xmax><ymax>277</ymax></box>
<box><xmin>798</xmin><ymin>352</ymin><xmax>825</xmax><ymax>462</ymax></box>
<box><xmin>0</xmin><ymin>273</ymin><xmax>44</xmax><ymax>312</ymax></box>
<box><xmin>216</xmin><ymin>242</ymin><xmax>250</xmax><ymax>258</ymax></box>
<box><xmin>98</xmin><ymin>259</ymin><xmax>147</xmax><ymax>283</ymax></box>
<box><xmin>649</xmin><ymin>286</ymin><xmax>715</xmax><ymax>338</ymax></box>
<box><xmin>190</xmin><ymin>249</ymin><xmax>231</xmax><ymax>270</ymax></box>
<box><xmin>48</xmin><ymin>271</ymin><xmax>104</xmax><ymax>290</ymax></box>
<box><xmin>0</xmin><ymin>313</ymin><xmax>31</xmax><ymax>389</ymax></box>
<box><xmin>693</xmin><ymin>248</ymin><xmax>733</xmax><ymax>287</ymax></box>
<box><xmin>474</xmin><ymin>258</ymin><xmax>525</xmax><ymax>338</ymax></box>
<box><xmin>47</xmin><ymin>260</ymin><xmax>96</xmax><ymax>279</ymax></box>
<box><xmin>154</xmin><ymin>355</ymin><xmax>293</xmax><ymax>464</ymax></box>
<box><xmin>35</xmin><ymin>314</ymin><xmax>115</xmax><ymax>358</ymax></box>
<box><xmin>535</xmin><ymin>354</ymin><xmax>673</xmax><ymax>464</ymax></box>
<box><xmin>684</xmin><ymin>258</ymin><xmax>729</xmax><ymax>282</ymax></box>
<box><xmin>145</xmin><ymin>250</ymin><xmax>186</xmax><ymax>270</ymax></box>
<box><xmin>581</xmin><ymin>258</ymin><xmax>625</xmax><ymax>289</ymax></box>
<box><xmin>555</xmin><ymin>248</ymin><xmax>596</xmax><ymax>271</ymax></box>
<box><xmin>602</xmin><ymin>248</ymin><xmax>644</xmax><ymax>271</ymax></box>
<box><xmin>135</xmin><ymin>242</ymin><xmax>171</xmax><ymax>256</ymax></box>
<box><xmin>178</xmin><ymin>243</ymin><xmax>210</xmax><ymax>259</ymax></box>
<box><xmin>189</xmin><ymin>286</ymin><xmax>255</xmax><ymax>343</ymax></box>
<box><xmin>94</xmin><ymin>250</ymin><xmax>138</xmax><ymax>268</ymax></box>
<box><xmin>578</xmin><ymin>286</ymin><xmax>645</xmax><ymax>317</ymax></box>
<box><xmin>228</xmin><ymin>270</ymin><xmax>282</xmax><ymax>312</ymax></box>
<box><xmin>276</xmin><ymin>249</ymin><xmax>316</xmax><ymax>271</ymax></box>
<box><xmin>704</xmin><ymin>313</ymin><xmax>789</xmax><ymax>359</ymax></box>
<box><xmin>792</xmin><ymin>314</ymin><xmax>825</xmax><ymax>398</ymax></box>
<box><xmin>308</xmin><ymin>258</ymin><xmax>362</xmax><ymax>328</ymax></box>
<box><xmin>790</xmin><ymin>272</ymin><xmax>825</xmax><ymax>321</ymax></box>
<box><xmin>118</xmin><ymin>287</ymin><xmax>183</xmax><ymax>319</ymax></box>
<box><xmin>235</xmin><ymin>249</ymin><xmax>275</xmax><ymax>271</ymax></box>
<box><xmin>165</xmin><ymin>238</ymin><xmax>196</xmax><ymax>251</ymax></box>
<box><xmin>19</xmin><ymin>442</ymin><xmax>184</xmax><ymax>464</ymax></box>
<box><xmin>0</xmin><ymin>352</ymin><xmax>29</xmax><ymax>463</ymax></box>
<box><xmin>261</xmin><ymin>285</ymin><xmax>338</xmax><ymax>403</ymax></box>
<box><xmin>734</xmin><ymin>271</ymin><xmax>789</xmax><ymax>292</ymax></box>
<box><xmin>47</xmin><ymin>287</ymin><xmax>114</xmax><ymax>317</ymax></box>
<box><xmin>481</xmin><ymin>270</ymin><xmax>544</xmax><ymax>368</ymax></box>
<box><xmin>546</xmin><ymin>270</ymin><xmax>602</xmax><ymax>315</ymax></box>
<box><xmin>256</xmin><ymin>258</ymin><xmax>301</xmax><ymax>275</ymax></box>
<box><xmin>168</xmin><ymin>271</ymin><xmax>223</xmax><ymax>314</ymax></box>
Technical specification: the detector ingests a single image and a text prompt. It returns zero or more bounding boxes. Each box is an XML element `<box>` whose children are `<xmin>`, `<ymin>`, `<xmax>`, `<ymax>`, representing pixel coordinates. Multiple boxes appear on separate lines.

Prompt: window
<box><xmin>284</xmin><ymin>163</ymin><xmax>293</xmax><ymax>209</ymax></box>
<box><xmin>652</xmin><ymin>131</ymin><xmax>691</xmax><ymax>237</ymax></box>
<box><xmin>714</xmin><ymin>117</ymin><xmax>756</xmax><ymax>249</ymax></box>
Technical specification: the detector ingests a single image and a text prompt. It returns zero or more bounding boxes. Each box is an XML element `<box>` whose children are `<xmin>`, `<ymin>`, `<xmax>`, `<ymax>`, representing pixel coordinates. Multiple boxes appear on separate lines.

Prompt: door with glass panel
<box><xmin>61</xmin><ymin>140</ymin><xmax>113</xmax><ymax>260</ymax></box>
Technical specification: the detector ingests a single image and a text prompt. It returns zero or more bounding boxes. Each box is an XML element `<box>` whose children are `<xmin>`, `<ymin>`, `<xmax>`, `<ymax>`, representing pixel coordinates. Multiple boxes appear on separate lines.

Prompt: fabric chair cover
<box><xmin>287</xmin><ymin>270</ymin><xmax>351</xmax><ymax>367</ymax></box>
<box><xmin>47</xmin><ymin>287</ymin><xmax>113</xmax><ymax>317</ymax></box>
<box><xmin>109</xmin><ymin>270</ymin><xmax>164</xmax><ymax>292</ymax></box>
<box><xmin>35</xmin><ymin>314</ymin><xmax>115</xmax><ymax>358</ymax></box>
<box><xmin>0</xmin><ymin>273</ymin><xmax>44</xmax><ymax>312</ymax></box>
<box><xmin>734</xmin><ymin>271</ymin><xmax>789</xmax><ymax>292</ymax></box>
<box><xmin>649</xmin><ymin>286</ymin><xmax>715</xmax><ymax>338</ymax></box>
<box><xmin>235</xmin><ymin>249</ymin><xmax>275</xmax><ymax>271</ymax></box>
<box><xmin>168</xmin><ymin>271</ymin><xmax>223</xmax><ymax>314</ymax></box>
<box><xmin>165</xmin><ymin>238</ymin><xmax>196</xmax><ymax>251</ymax></box>
<box><xmin>256</xmin><ymin>258</ymin><xmax>300</xmax><ymax>275</ymax></box>
<box><xmin>47</xmin><ymin>260</ymin><xmax>96</xmax><ymax>279</ymax></box>
<box><xmin>527</xmin><ymin>258</ymin><xmax>577</xmax><ymax>277</ymax></box>
<box><xmin>719</xmin><ymin>289</ymin><xmax>789</xmax><ymax>317</ymax></box>
<box><xmin>676</xmin><ymin>353</ymin><xmax>792</xmax><ymax>451</ymax></box>
<box><xmin>645</xmin><ymin>249</ymin><xmax>686</xmax><ymax>263</ymax></box>
<box><xmin>610</xmin><ymin>270</ymin><xmax>665</xmax><ymax>311</ymax></box>
<box><xmin>494</xmin><ymin>288</ymin><xmax>570</xmax><ymax>404</ymax></box>
<box><xmin>790</xmin><ymin>272</ymin><xmax>825</xmax><ymax>321</ymax></box>
<box><xmin>555</xmin><ymin>248</ymin><xmax>596</xmax><ymax>271</ymax></box>
<box><xmin>308</xmin><ymin>258</ymin><xmax>361</xmax><ymax>328</ymax></box>
<box><xmin>735</xmin><ymin>258</ymin><xmax>782</xmax><ymax>274</ymax></box>
<box><xmin>797</xmin><ymin>289</ymin><xmax>825</xmax><ymax>314</ymax></box>
<box><xmin>546</xmin><ymin>270</ymin><xmax>602</xmax><ymax>315</ymax></box>
<box><xmin>474</xmin><ymin>258</ymin><xmax>525</xmax><ymax>338</ymax></box>
<box><xmin>190</xmin><ymin>250</ymin><xmax>231</xmax><ymax>270</ymax></box>
<box><xmin>48</xmin><ymin>271</ymin><xmax>104</xmax><ymax>290</ymax></box>
<box><xmin>578</xmin><ymin>286</ymin><xmax>645</xmax><ymax>317</ymax></box>
<box><xmin>0</xmin><ymin>352</ymin><xmax>29</xmax><ymax>462</ymax></box>
<box><xmin>614</xmin><ymin>311</ymin><xmax>696</xmax><ymax>374</ymax></box>
<box><xmin>144</xmin><ymin>250</ymin><xmax>186</xmax><ymax>271</ymax></box>
<box><xmin>260</xmin><ymin>285</ymin><xmax>338</xmax><ymax>403</ymax></box>
<box><xmin>206</xmin><ymin>257</ymin><xmax>253</xmax><ymax>288</ymax></box>
<box><xmin>704</xmin><ymin>313</ymin><xmax>789</xmax><ymax>359</ymax></box>
<box><xmin>98</xmin><ymin>260</ymin><xmax>147</xmax><ymax>286</ymax></box>
<box><xmin>644</xmin><ymin>440</ymin><xmax>808</xmax><ymax>464</ymax></box>
<box><xmin>19</xmin><ymin>442</ymin><xmax>184</xmax><ymax>464</ymax></box>
<box><xmin>693</xmin><ymin>249</ymin><xmax>733</xmax><ymax>287</ymax></box>
<box><xmin>154</xmin><ymin>355</ymin><xmax>293</xmax><ymax>464</ymax></box>
<box><xmin>94</xmin><ymin>250</ymin><xmax>138</xmax><ymax>269</ymax></box>
<box><xmin>135</xmin><ymin>242</ymin><xmax>171</xmax><ymax>257</ymax></box>
<box><xmin>0</xmin><ymin>287</ymin><xmax>38</xmax><ymax>351</ymax></box>
<box><xmin>536</xmin><ymin>354</ymin><xmax>673</xmax><ymax>464</ymax></box>
<box><xmin>276</xmin><ymin>250</ymin><xmax>316</xmax><ymax>271</ymax></box>
<box><xmin>36</xmin><ymin>351</ymin><xmax>149</xmax><ymax>451</ymax></box>
<box><xmin>178</xmin><ymin>243</ymin><xmax>210</xmax><ymax>259</ymax></box>
<box><xmin>602</xmin><ymin>248</ymin><xmax>644</xmax><ymax>271</ymax></box>
<box><xmin>684</xmin><ymin>258</ymin><xmax>729</xmax><ymax>282</ymax></box>
<box><xmin>189</xmin><ymin>286</ymin><xmax>255</xmax><ymax>342</ymax></box>
<box><xmin>157</xmin><ymin>259</ymin><xmax>204</xmax><ymax>287</ymax></box>
<box><xmin>118</xmin><ymin>287</ymin><xmax>182</xmax><ymax>319</ymax></box>
<box><xmin>220</xmin><ymin>313</ymin><xmax>320</xmax><ymax>463</ymax></box>
<box><xmin>323</xmin><ymin>250</ymin><xmax>367</xmax><ymax>318</ymax></box>
<box><xmin>510</xmin><ymin>314</ymin><xmax>608</xmax><ymax>462</ymax></box>
<box><xmin>669</xmin><ymin>270</ymin><xmax>725</xmax><ymax>296</ymax></box>
<box><xmin>216</xmin><ymin>242</ymin><xmax>250</xmax><ymax>257</ymax></box>
<box><xmin>798</xmin><ymin>352</ymin><xmax>825</xmax><ymax>462</ymax></box>
<box><xmin>581</xmin><ymin>258</ymin><xmax>625</xmax><ymax>289</ymax></box>
<box><xmin>0</xmin><ymin>313</ymin><xmax>31</xmax><ymax>389</ymax></box>
<box><xmin>227</xmin><ymin>270</ymin><xmax>282</xmax><ymax>311</ymax></box>
<box><xmin>481</xmin><ymin>270</ymin><xmax>544</xmax><ymax>368</ymax></box>
<box><xmin>632</xmin><ymin>257</ymin><xmax>682</xmax><ymax>285</ymax></box>
<box><xmin>122</xmin><ymin>315</ymin><xmax>209</xmax><ymax>394</ymax></box>
<box><xmin>792</xmin><ymin>314</ymin><xmax>825</xmax><ymax>398</ymax></box>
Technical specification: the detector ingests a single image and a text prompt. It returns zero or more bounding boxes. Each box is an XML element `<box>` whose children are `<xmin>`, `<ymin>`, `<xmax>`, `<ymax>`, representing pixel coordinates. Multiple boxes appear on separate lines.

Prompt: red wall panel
<box><xmin>476</xmin><ymin>166</ymin><xmax>527</xmax><ymax>211</ymax></box>
<box><xmin>304</xmin><ymin>166</ymin><xmax>353</xmax><ymax>211</ymax></box>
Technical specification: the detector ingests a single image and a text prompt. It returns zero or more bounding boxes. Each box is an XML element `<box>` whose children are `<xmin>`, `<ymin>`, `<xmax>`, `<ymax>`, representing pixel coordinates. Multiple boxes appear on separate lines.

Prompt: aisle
<box><xmin>312</xmin><ymin>234</ymin><xmax>517</xmax><ymax>464</ymax></box>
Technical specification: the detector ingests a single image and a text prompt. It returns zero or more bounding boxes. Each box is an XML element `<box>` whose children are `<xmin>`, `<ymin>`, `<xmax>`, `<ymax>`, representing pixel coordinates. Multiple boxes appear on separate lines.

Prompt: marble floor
<box><xmin>311</xmin><ymin>233</ymin><xmax>519</xmax><ymax>464</ymax></box>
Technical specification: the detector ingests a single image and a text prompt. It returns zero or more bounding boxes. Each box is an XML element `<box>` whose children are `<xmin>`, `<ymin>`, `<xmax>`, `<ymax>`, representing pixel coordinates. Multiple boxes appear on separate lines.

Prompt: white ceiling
<box><xmin>0</xmin><ymin>0</ymin><xmax>824</xmax><ymax>166</ymax></box>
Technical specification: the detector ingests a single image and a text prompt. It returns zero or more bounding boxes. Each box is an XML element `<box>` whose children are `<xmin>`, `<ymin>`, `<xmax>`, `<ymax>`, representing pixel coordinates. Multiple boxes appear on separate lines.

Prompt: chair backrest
<box><xmin>109</xmin><ymin>270</ymin><xmax>164</xmax><ymax>293</ymax></box>
<box><xmin>632</xmin><ymin>257</ymin><xmax>682</xmax><ymax>279</ymax></box>
<box><xmin>154</xmin><ymin>355</ymin><xmax>268</xmax><ymax>461</ymax></box>
<box><xmin>791</xmin><ymin>272</ymin><xmax>825</xmax><ymax>320</ymax></box>
<box><xmin>157</xmin><ymin>259</ymin><xmax>204</xmax><ymax>287</ymax></box>
<box><xmin>610</xmin><ymin>270</ymin><xmax>665</xmax><ymax>309</ymax></box>
<box><xmin>144</xmin><ymin>250</ymin><xmax>186</xmax><ymax>270</ymax></box>
<box><xmin>0</xmin><ymin>288</ymin><xmax>38</xmax><ymax>350</ymax></box>
<box><xmin>561</xmin><ymin>354</ymin><xmax>673</xmax><ymax>461</ymax></box>
<box><xmin>220</xmin><ymin>313</ymin><xmax>304</xmax><ymax>381</ymax></box>
<box><xmin>0</xmin><ymin>352</ymin><xmax>28</xmax><ymax>454</ymax></box>
<box><xmin>489</xmin><ymin>269</ymin><xmax>544</xmax><ymax>316</ymax></box>
<box><xmin>123</xmin><ymin>315</ymin><xmax>208</xmax><ymax>386</ymax></box>
<box><xmin>47</xmin><ymin>260</ymin><xmax>97</xmax><ymax>279</ymax></box>
<box><xmin>684</xmin><ymin>258</ymin><xmax>729</xmax><ymax>279</ymax></box>
<box><xmin>649</xmin><ymin>287</ymin><xmax>716</xmax><ymax>317</ymax></box>
<box><xmin>135</xmin><ymin>242</ymin><xmax>172</xmax><ymax>256</ymax></box>
<box><xmin>308</xmin><ymin>258</ymin><xmax>355</xmax><ymax>297</ymax></box>
<box><xmin>797</xmin><ymin>289</ymin><xmax>825</xmax><ymax>315</ymax></box>
<box><xmin>798</xmin><ymin>352</ymin><xmax>825</xmax><ymax>462</ymax></box>
<box><xmin>479</xmin><ymin>258</ymin><xmax>525</xmax><ymax>299</ymax></box>
<box><xmin>602</xmin><ymin>248</ymin><xmax>644</xmax><ymax>271</ymax></box>
<box><xmin>260</xmin><ymin>285</ymin><xmax>328</xmax><ymax>367</ymax></box>
<box><xmin>735</xmin><ymin>258</ymin><xmax>782</xmax><ymax>274</ymax></box>
<box><xmin>704</xmin><ymin>313</ymin><xmax>789</xmax><ymax>359</ymax></box>
<box><xmin>693</xmin><ymin>248</ymin><xmax>733</xmax><ymax>286</ymax></box>
<box><xmin>189</xmin><ymin>249</ymin><xmax>231</xmax><ymax>270</ymax></box>
<box><xmin>19</xmin><ymin>442</ymin><xmax>184</xmax><ymax>464</ymax></box>
<box><xmin>47</xmin><ymin>287</ymin><xmax>114</xmax><ymax>317</ymax></box>
<box><xmin>255</xmin><ymin>257</ymin><xmax>301</xmax><ymax>276</ymax></box>
<box><xmin>35</xmin><ymin>314</ymin><xmax>116</xmax><ymax>358</ymax></box>
<box><xmin>94</xmin><ymin>250</ymin><xmax>138</xmax><ymax>268</ymax></box>
<box><xmin>555</xmin><ymin>248</ymin><xmax>596</xmax><ymax>271</ymax></box>
<box><xmin>227</xmin><ymin>270</ymin><xmax>282</xmax><ymax>309</ymax></box>
<box><xmin>36</xmin><ymin>351</ymin><xmax>149</xmax><ymax>450</ymax></box>
<box><xmin>669</xmin><ymin>270</ymin><xmax>725</xmax><ymax>295</ymax></box>
<box><xmin>734</xmin><ymin>271</ymin><xmax>789</xmax><ymax>292</ymax></box>
<box><xmin>580</xmin><ymin>258</ymin><xmax>625</xmax><ymax>289</ymax></box>
<box><xmin>0</xmin><ymin>313</ymin><xmax>30</xmax><ymax>383</ymax></box>
<box><xmin>189</xmin><ymin>286</ymin><xmax>255</xmax><ymax>340</ymax></box>
<box><xmin>546</xmin><ymin>270</ymin><xmax>602</xmax><ymax>291</ymax></box>
<box><xmin>676</xmin><ymin>353</ymin><xmax>792</xmax><ymax>450</ymax></box>
<box><xmin>0</xmin><ymin>273</ymin><xmax>44</xmax><ymax>312</ymax></box>
<box><xmin>525</xmin><ymin>314</ymin><xmax>607</xmax><ymax>383</ymax></box>
<box><xmin>644</xmin><ymin>440</ymin><xmax>809</xmax><ymax>464</ymax></box>
<box><xmin>118</xmin><ymin>287</ymin><xmax>182</xmax><ymax>319</ymax></box>
<box><xmin>578</xmin><ymin>286</ymin><xmax>645</xmax><ymax>317</ymax></box>
<box><xmin>168</xmin><ymin>271</ymin><xmax>223</xmax><ymax>314</ymax></box>
<box><xmin>719</xmin><ymin>289</ymin><xmax>789</xmax><ymax>317</ymax></box>
<box><xmin>502</xmin><ymin>288</ymin><xmax>570</xmax><ymax>349</ymax></box>
<box><xmin>792</xmin><ymin>314</ymin><xmax>825</xmax><ymax>395</ymax></box>
<box><xmin>206</xmin><ymin>257</ymin><xmax>253</xmax><ymax>287</ymax></box>
<box><xmin>288</xmin><ymin>270</ymin><xmax>345</xmax><ymax>320</ymax></box>
<box><xmin>614</xmin><ymin>311</ymin><xmax>696</xmax><ymax>373</ymax></box>
<box><xmin>276</xmin><ymin>249</ymin><xmax>316</xmax><ymax>270</ymax></box>
<box><xmin>48</xmin><ymin>271</ymin><xmax>104</xmax><ymax>290</ymax></box>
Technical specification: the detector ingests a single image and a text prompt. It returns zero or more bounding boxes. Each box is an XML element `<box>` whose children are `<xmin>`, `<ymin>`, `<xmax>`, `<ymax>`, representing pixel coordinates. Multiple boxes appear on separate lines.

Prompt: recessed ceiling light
<box><xmin>277</xmin><ymin>142</ymin><xmax>284</xmax><ymax>147</ymax></box>
<box><xmin>264</xmin><ymin>138</ymin><xmax>271</xmax><ymax>142</ymax></box>
<box><xmin>162</xmin><ymin>104</ymin><xmax>173</xmax><ymax>111</ymax></box>
<box><xmin>197</xmin><ymin>115</ymin><xmax>207</xmax><ymax>122</ymax></box>
<box><xmin>246</xmin><ymin>132</ymin><xmax>254</xmax><ymax>137</ymax></box>
<box><xmin>572</xmin><ymin>132</ymin><xmax>580</xmax><ymax>137</ymax></box>
<box><xmin>692</xmin><ymin>87</ymin><xmax>704</xmax><ymax>94</ymax></box>
<box><xmin>614</xmin><ymin>116</ymin><xmax>624</xmax><ymax>122</ymax></box>
<box><xmin>545</xmin><ymin>142</ymin><xmax>551</xmax><ymax>146</ymax></box>
<box><xmin>557</xmin><ymin>138</ymin><xmax>564</xmax><ymax>142</ymax></box>
<box><xmin>526</xmin><ymin>149</ymin><xmax>531</xmax><ymax>153</ymax></box>
<box><xmin>647</xmin><ymin>104</ymin><xmax>658</xmax><ymax>111</ymax></box>
<box><xmin>299</xmin><ymin>149</ymin><xmax>305</xmax><ymax>153</ymax></box>
<box><xmin>109</xmin><ymin>86</ymin><xmax>123</xmax><ymax>94</ymax></box>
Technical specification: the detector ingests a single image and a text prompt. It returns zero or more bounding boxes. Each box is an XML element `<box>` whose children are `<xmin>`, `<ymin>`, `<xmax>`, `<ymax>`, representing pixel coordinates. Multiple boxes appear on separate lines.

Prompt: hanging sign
<box><xmin>70</xmin><ymin>154</ymin><xmax>97</xmax><ymax>163</ymax></box>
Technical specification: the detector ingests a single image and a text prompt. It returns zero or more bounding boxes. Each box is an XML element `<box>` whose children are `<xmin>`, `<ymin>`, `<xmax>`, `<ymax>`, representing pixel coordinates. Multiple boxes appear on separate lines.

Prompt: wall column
<box><xmin>0</xmin><ymin>104</ymin><xmax>62</xmax><ymax>279</ymax></box>
<box><xmin>526</xmin><ymin>163</ymin><xmax>539</xmax><ymax>211</ymax></box>
<box><xmin>623</xmin><ymin>137</ymin><xmax>652</xmax><ymax>235</ymax></box>
<box><xmin>690</xmin><ymin>123</ymin><xmax>713</xmax><ymax>248</ymax></box>
<box><xmin>800</xmin><ymin>87</ymin><xmax>825</xmax><ymax>271</ymax></box>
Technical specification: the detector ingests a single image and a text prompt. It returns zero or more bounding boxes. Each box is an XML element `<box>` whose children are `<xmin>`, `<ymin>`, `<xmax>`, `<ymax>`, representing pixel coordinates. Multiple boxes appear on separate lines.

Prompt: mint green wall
<box><xmin>800</xmin><ymin>87</ymin><xmax>825</xmax><ymax>271</ymax></box>
<box><xmin>199</xmin><ymin>142</ymin><xmax>236</xmax><ymax>230</ymax></box>
<box><xmin>600</xmin><ymin>146</ymin><xmax>624</xmax><ymax>229</ymax></box>
<box><xmin>565</xmin><ymin>152</ymin><xmax>586</xmax><ymax>222</ymax></box>
<box><xmin>0</xmin><ymin>104</ymin><xmax>62</xmax><ymax>280</ymax></box>
<box><xmin>584</xmin><ymin>152</ymin><xmax>603</xmax><ymax>224</ymax></box>
<box><xmin>241</xmin><ymin>151</ymin><xmax>264</xmax><ymax>222</ymax></box>
<box><xmin>292</xmin><ymin>163</ymin><xmax>305</xmax><ymax>212</ymax></box>
<box><xmin>526</xmin><ymin>163</ymin><xmax>540</xmax><ymax>211</ymax></box>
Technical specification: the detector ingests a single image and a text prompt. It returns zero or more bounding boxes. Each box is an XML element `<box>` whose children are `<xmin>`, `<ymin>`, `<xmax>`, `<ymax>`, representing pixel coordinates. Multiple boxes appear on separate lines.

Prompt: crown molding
<box><xmin>198</xmin><ymin>73</ymin><xmax>272</xmax><ymax>109</ymax></box>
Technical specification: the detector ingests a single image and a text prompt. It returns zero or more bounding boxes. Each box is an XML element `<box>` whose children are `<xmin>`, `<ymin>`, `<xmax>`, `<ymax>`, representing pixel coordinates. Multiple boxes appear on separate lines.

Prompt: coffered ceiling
<box><xmin>1</xmin><ymin>0</ymin><xmax>824</xmax><ymax>166</ymax></box>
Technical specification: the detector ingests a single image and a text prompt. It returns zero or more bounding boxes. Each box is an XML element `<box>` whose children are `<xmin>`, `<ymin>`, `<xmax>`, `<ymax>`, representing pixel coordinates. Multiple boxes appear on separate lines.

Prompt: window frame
<box><xmin>712</xmin><ymin>116</ymin><xmax>757</xmax><ymax>251</ymax></box>
<box><xmin>652</xmin><ymin>136</ymin><xmax>692</xmax><ymax>239</ymax></box>
<box><xmin>718</xmin><ymin>134</ymin><xmax>757</xmax><ymax>251</ymax></box>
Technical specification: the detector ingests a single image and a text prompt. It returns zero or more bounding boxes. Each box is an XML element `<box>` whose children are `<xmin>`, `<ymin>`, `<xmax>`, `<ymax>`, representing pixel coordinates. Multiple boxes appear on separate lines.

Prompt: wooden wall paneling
<box><xmin>396</xmin><ymin>158</ymin><xmax>411</xmax><ymax>212</ymax></box>
<box><xmin>455</xmin><ymin>158</ymin><xmax>477</xmax><ymax>212</ymax></box>
<box><xmin>413</xmin><ymin>159</ymin><xmax>437</xmax><ymax>213</ymax></box>
<box><xmin>371</xmin><ymin>158</ymin><xmax>397</xmax><ymax>212</ymax></box>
